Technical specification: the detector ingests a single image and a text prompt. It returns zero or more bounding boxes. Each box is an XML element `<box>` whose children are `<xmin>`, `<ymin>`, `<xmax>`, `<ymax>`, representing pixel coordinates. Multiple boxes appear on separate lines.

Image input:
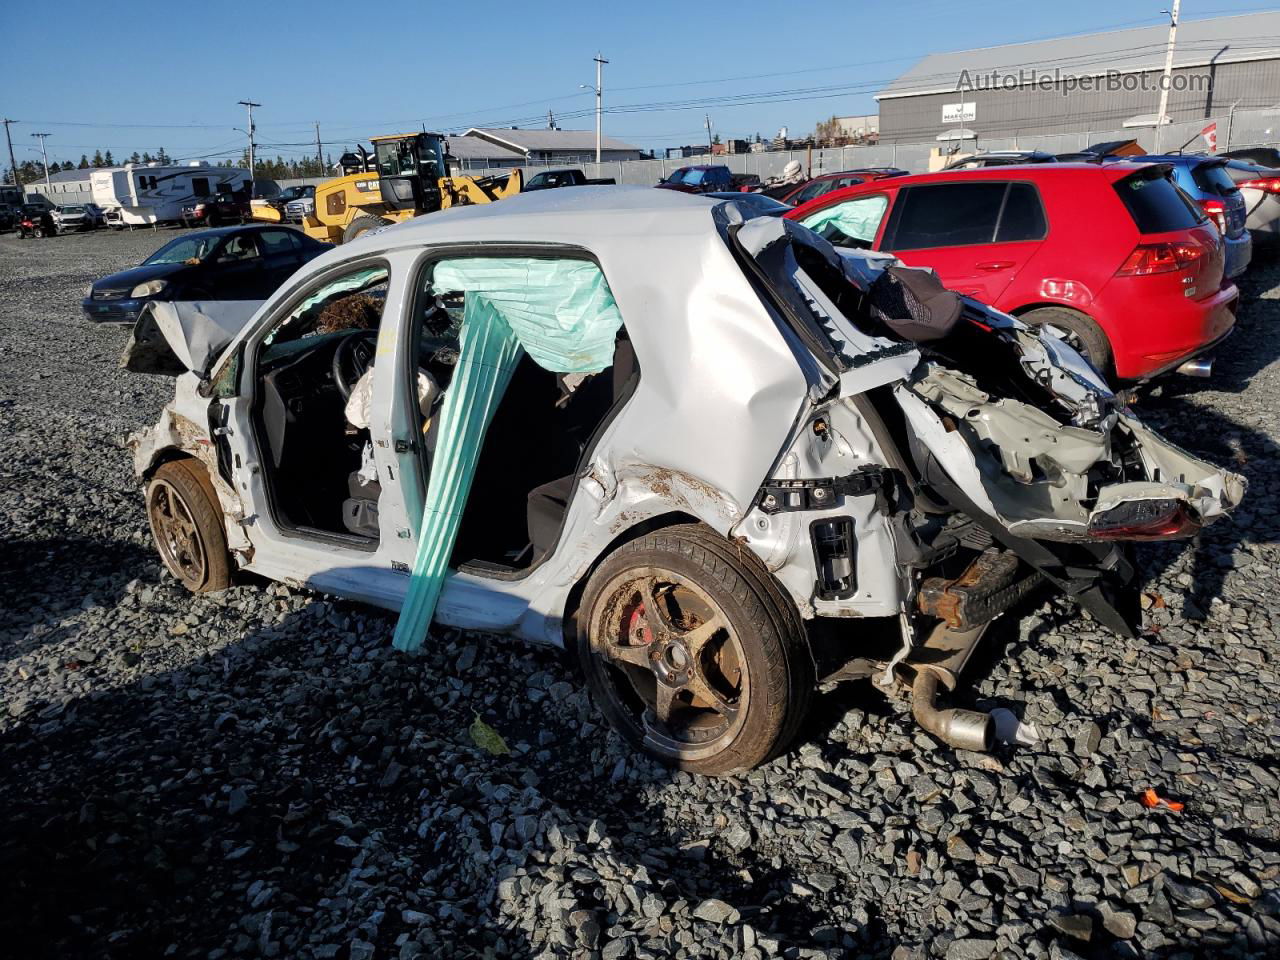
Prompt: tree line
<box><xmin>4</xmin><ymin>147</ymin><xmax>332</xmax><ymax>186</ymax></box>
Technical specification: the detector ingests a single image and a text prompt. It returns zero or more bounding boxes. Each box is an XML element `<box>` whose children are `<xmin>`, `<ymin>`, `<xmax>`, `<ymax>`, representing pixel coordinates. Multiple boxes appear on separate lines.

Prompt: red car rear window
<box><xmin>1113</xmin><ymin>168</ymin><xmax>1206</xmax><ymax>234</ymax></box>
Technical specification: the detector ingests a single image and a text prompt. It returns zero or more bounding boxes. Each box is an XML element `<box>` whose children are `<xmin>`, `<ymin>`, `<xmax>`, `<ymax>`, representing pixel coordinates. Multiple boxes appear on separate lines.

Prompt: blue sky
<box><xmin>4</xmin><ymin>0</ymin><xmax>1275</xmax><ymax>168</ymax></box>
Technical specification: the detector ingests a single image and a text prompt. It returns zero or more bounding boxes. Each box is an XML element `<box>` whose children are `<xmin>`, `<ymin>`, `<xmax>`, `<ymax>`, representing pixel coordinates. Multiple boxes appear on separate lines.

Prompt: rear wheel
<box><xmin>1020</xmin><ymin>306</ymin><xmax>1113</xmax><ymax>376</ymax></box>
<box><xmin>577</xmin><ymin>524</ymin><xmax>813</xmax><ymax>775</ymax></box>
<box><xmin>146</xmin><ymin>459</ymin><xmax>232</xmax><ymax>593</ymax></box>
<box><xmin>342</xmin><ymin>215</ymin><xmax>391</xmax><ymax>244</ymax></box>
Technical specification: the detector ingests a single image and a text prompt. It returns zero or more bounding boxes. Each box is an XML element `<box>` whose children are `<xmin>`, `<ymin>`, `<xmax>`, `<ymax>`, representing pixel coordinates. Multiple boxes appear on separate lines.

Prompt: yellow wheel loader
<box><xmin>301</xmin><ymin>132</ymin><xmax>523</xmax><ymax>244</ymax></box>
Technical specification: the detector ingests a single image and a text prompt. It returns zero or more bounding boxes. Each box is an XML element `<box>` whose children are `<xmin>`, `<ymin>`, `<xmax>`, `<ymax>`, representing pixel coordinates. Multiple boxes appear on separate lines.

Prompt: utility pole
<box><xmin>238</xmin><ymin>99</ymin><xmax>261</xmax><ymax>179</ymax></box>
<box><xmin>314</xmin><ymin>122</ymin><xmax>323</xmax><ymax>172</ymax></box>
<box><xmin>31</xmin><ymin>132</ymin><xmax>52</xmax><ymax>193</ymax></box>
<box><xmin>1155</xmin><ymin>0</ymin><xmax>1180</xmax><ymax>151</ymax></box>
<box><xmin>592</xmin><ymin>54</ymin><xmax>608</xmax><ymax>164</ymax></box>
<box><xmin>705</xmin><ymin>114</ymin><xmax>714</xmax><ymax>157</ymax></box>
<box><xmin>2</xmin><ymin>119</ymin><xmax>20</xmax><ymax>194</ymax></box>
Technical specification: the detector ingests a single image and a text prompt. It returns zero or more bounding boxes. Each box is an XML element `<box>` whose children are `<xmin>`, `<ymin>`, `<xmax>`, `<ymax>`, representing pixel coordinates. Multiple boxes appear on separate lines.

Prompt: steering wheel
<box><xmin>332</xmin><ymin>330</ymin><xmax>378</xmax><ymax>399</ymax></box>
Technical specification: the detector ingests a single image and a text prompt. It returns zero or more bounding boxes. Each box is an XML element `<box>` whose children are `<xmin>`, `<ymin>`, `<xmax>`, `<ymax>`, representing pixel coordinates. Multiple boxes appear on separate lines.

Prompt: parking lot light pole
<box><xmin>1155</xmin><ymin>0</ymin><xmax>1180</xmax><ymax>151</ymax></box>
<box><xmin>238</xmin><ymin>100</ymin><xmax>261</xmax><ymax>180</ymax></box>
<box><xmin>2</xmin><ymin>119</ymin><xmax>21</xmax><ymax>196</ymax></box>
<box><xmin>31</xmin><ymin>132</ymin><xmax>52</xmax><ymax>194</ymax></box>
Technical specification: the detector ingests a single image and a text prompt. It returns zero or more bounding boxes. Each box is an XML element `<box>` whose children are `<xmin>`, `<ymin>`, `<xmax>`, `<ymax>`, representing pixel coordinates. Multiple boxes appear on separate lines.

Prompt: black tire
<box><xmin>146</xmin><ymin>459</ymin><xmax>233</xmax><ymax>593</ymax></box>
<box><xmin>1020</xmin><ymin>306</ymin><xmax>1113</xmax><ymax>376</ymax></box>
<box><xmin>342</xmin><ymin>215</ymin><xmax>390</xmax><ymax>244</ymax></box>
<box><xmin>32</xmin><ymin>226</ymin><xmax>44</xmax><ymax>238</ymax></box>
<box><xmin>577</xmin><ymin>523</ymin><xmax>813</xmax><ymax>775</ymax></box>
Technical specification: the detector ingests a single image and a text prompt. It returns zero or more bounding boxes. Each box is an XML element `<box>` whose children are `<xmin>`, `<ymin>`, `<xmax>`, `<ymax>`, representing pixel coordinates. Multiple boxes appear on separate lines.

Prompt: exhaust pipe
<box><xmin>1176</xmin><ymin>357</ymin><xmax>1213</xmax><ymax>378</ymax></box>
<box><xmin>911</xmin><ymin>667</ymin><xmax>995</xmax><ymax>752</ymax></box>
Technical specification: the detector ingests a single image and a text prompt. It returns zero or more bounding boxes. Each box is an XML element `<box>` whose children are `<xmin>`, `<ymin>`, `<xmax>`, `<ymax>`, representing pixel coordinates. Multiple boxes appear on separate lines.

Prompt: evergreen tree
<box><xmin>130</xmin><ymin>151</ymin><xmax>141</xmax><ymax>163</ymax></box>
<box><xmin>78</xmin><ymin>154</ymin><xmax>90</xmax><ymax>169</ymax></box>
<box><xmin>157</xmin><ymin>147</ymin><xmax>169</xmax><ymax>164</ymax></box>
<box><xmin>92</xmin><ymin>150</ymin><xmax>104</xmax><ymax>168</ymax></box>
<box><xmin>103</xmin><ymin>150</ymin><xmax>115</xmax><ymax>166</ymax></box>
<box><xmin>141</xmin><ymin>151</ymin><xmax>153</xmax><ymax>163</ymax></box>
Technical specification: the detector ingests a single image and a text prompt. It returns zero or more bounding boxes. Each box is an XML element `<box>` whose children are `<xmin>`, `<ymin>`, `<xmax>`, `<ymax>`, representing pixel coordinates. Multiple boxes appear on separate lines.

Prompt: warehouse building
<box><xmin>875</xmin><ymin>11</ymin><xmax>1280</xmax><ymax>143</ymax></box>
<box><xmin>463</xmin><ymin>127</ymin><xmax>643</xmax><ymax>164</ymax></box>
<box><xmin>24</xmin><ymin>166</ymin><xmax>96</xmax><ymax>204</ymax></box>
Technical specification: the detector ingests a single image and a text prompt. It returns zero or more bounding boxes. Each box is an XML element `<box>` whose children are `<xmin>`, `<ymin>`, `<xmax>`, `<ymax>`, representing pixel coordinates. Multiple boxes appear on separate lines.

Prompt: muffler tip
<box><xmin>940</xmin><ymin>710</ymin><xmax>996</xmax><ymax>753</ymax></box>
<box><xmin>910</xmin><ymin>667</ymin><xmax>996</xmax><ymax>752</ymax></box>
<box><xmin>1176</xmin><ymin>357</ymin><xmax>1213</xmax><ymax>378</ymax></box>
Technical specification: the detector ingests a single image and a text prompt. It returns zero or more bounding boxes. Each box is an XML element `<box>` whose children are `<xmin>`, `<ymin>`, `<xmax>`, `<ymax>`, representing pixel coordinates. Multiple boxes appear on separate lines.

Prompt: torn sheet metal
<box><xmin>123</xmin><ymin>300</ymin><xmax>263</xmax><ymax>376</ymax></box>
<box><xmin>897</xmin><ymin>363</ymin><xmax>1244</xmax><ymax>541</ymax></box>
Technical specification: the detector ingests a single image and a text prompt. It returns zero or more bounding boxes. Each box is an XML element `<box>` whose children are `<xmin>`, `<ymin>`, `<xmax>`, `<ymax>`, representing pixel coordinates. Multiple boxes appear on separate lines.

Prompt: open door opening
<box><xmin>392</xmin><ymin>255</ymin><xmax>628</xmax><ymax>651</ymax></box>
<box><xmin>249</xmin><ymin>264</ymin><xmax>392</xmax><ymax>543</ymax></box>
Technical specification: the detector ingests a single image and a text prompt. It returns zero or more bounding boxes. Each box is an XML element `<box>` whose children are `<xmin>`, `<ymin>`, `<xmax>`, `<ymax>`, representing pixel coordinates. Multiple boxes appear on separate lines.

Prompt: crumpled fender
<box><xmin>896</xmin><ymin>370</ymin><xmax>1245</xmax><ymax>541</ymax></box>
<box><xmin>121</xmin><ymin>299</ymin><xmax>263</xmax><ymax>376</ymax></box>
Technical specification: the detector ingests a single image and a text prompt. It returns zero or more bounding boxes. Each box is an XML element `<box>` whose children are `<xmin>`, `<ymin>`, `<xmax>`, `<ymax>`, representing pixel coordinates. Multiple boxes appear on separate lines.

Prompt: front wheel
<box><xmin>577</xmin><ymin>524</ymin><xmax>813</xmax><ymax>775</ymax></box>
<box><xmin>342</xmin><ymin>215</ymin><xmax>391</xmax><ymax>244</ymax></box>
<box><xmin>146</xmin><ymin>459</ymin><xmax>232</xmax><ymax>593</ymax></box>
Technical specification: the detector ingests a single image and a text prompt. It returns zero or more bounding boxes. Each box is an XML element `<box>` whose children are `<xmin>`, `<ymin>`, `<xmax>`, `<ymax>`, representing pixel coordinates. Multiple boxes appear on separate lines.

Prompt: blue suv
<box><xmin>1125</xmin><ymin>154</ymin><xmax>1252</xmax><ymax>278</ymax></box>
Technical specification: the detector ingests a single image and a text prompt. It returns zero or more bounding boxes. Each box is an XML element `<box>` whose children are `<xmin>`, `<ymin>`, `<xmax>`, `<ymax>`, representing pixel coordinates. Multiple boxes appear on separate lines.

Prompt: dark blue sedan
<box><xmin>82</xmin><ymin>225</ymin><xmax>327</xmax><ymax>323</ymax></box>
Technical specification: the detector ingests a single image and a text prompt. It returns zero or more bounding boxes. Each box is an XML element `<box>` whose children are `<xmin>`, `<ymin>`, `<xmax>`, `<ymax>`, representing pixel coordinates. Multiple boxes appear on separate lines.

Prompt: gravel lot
<box><xmin>2</xmin><ymin>225</ymin><xmax>1279</xmax><ymax>960</ymax></box>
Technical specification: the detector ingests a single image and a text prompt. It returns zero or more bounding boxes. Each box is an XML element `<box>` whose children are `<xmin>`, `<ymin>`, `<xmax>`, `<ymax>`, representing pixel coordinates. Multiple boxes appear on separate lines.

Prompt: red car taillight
<box><xmin>1199</xmin><ymin>198</ymin><xmax>1227</xmax><ymax>232</ymax></box>
<box><xmin>1114</xmin><ymin>238</ymin><xmax>1206</xmax><ymax>277</ymax></box>
<box><xmin>1087</xmin><ymin>499</ymin><xmax>1201</xmax><ymax>541</ymax></box>
<box><xmin>1240</xmin><ymin>176</ymin><xmax>1280</xmax><ymax>194</ymax></box>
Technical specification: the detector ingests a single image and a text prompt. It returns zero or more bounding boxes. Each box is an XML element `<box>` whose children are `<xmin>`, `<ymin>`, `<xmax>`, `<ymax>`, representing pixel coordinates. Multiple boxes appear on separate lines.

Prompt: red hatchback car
<box><xmin>785</xmin><ymin>163</ymin><xmax>1238</xmax><ymax>381</ymax></box>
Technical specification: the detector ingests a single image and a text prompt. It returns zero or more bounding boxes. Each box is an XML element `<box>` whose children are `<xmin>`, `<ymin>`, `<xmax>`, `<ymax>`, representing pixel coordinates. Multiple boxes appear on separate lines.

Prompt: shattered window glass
<box><xmin>261</xmin><ymin>266</ymin><xmax>390</xmax><ymax>348</ymax></box>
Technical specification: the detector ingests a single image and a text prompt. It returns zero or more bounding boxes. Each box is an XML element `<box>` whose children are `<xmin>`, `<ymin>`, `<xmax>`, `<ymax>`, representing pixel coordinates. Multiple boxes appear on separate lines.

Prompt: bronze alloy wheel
<box><xmin>145</xmin><ymin>460</ymin><xmax>232</xmax><ymax>593</ymax></box>
<box><xmin>589</xmin><ymin>568</ymin><xmax>750</xmax><ymax>763</ymax></box>
<box><xmin>578</xmin><ymin>525</ymin><xmax>812</xmax><ymax>775</ymax></box>
<box><xmin>148</xmin><ymin>478</ymin><xmax>208</xmax><ymax>587</ymax></box>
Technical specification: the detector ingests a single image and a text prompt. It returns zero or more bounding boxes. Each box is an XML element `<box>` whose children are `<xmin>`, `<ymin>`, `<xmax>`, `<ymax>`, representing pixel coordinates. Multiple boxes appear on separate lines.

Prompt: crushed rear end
<box><xmin>730</xmin><ymin>215</ymin><xmax>1243</xmax><ymax>745</ymax></box>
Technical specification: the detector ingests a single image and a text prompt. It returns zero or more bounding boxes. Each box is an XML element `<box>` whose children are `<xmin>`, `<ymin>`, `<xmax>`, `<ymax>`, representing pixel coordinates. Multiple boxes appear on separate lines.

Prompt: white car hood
<box><xmin>121</xmin><ymin>299</ymin><xmax>263</xmax><ymax>376</ymax></box>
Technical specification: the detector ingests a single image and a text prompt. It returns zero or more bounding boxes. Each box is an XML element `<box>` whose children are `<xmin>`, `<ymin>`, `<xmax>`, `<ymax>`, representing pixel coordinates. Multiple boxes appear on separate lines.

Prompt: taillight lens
<box><xmin>1240</xmin><ymin>176</ymin><xmax>1280</xmax><ymax>194</ymax></box>
<box><xmin>1087</xmin><ymin>499</ymin><xmax>1201</xmax><ymax>541</ymax></box>
<box><xmin>1200</xmin><ymin>198</ymin><xmax>1227</xmax><ymax>232</ymax></box>
<box><xmin>1115</xmin><ymin>238</ymin><xmax>1206</xmax><ymax>276</ymax></box>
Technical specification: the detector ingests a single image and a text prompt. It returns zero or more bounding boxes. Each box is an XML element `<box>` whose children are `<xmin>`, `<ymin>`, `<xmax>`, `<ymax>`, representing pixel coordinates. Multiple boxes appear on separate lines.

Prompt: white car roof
<box><xmin>346</xmin><ymin>185</ymin><xmax>721</xmax><ymax>252</ymax></box>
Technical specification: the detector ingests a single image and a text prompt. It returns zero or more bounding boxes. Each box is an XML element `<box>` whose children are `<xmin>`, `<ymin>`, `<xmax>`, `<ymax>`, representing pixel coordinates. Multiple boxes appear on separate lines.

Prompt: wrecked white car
<box><xmin>124</xmin><ymin>188</ymin><xmax>1243</xmax><ymax>775</ymax></box>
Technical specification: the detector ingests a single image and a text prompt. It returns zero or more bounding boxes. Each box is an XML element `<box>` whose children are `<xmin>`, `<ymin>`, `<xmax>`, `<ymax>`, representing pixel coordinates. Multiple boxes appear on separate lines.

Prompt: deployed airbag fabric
<box><xmin>392</xmin><ymin>258</ymin><xmax>624</xmax><ymax>652</ymax></box>
<box><xmin>431</xmin><ymin>258</ymin><xmax>622</xmax><ymax>373</ymax></box>
<box><xmin>800</xmin><ymin>195</ymin><xmax>888</xmax><ymax>246</ymax></box>
<box><xmin>393</xmin><ymin>296</ymin><xmax>523</xmax><ymax>651</ymax></box>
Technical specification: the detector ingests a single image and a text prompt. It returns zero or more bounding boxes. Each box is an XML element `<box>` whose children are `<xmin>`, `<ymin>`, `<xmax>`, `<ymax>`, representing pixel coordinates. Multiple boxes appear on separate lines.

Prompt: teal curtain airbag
<box><xmin>431</xmin><ymin>258</ymin><xmax>622</xmax><ymax>374</ymax></box>
<box><xmin>392</xmin><ymin>258</ymin><xmax>623</xmax><ymax>652</ymax></box>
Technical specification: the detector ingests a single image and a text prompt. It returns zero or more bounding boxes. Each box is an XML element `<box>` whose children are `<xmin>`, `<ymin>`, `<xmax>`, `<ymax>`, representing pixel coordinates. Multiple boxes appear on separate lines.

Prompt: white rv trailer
<box><xmin>90</xmin><ymin>162</ymin><xmax>249</xmax><ymax>226</ymax></box>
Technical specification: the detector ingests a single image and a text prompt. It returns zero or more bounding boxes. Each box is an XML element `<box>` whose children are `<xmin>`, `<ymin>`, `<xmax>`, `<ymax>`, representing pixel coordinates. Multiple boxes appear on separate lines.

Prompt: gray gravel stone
<box><xmin>4</xmin><ymin>224</ymin><xmax>1280</xmax><ymax>960</ymax></box>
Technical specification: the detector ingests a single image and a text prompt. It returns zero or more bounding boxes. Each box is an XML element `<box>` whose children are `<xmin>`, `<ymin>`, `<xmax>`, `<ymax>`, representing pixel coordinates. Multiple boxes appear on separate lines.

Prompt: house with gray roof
<box><xmin>874</xmin><ymin>11</ymin><xmax>1280</xmax><ymax>143</ymax></box>
<box><xmin>445</xmin><ymin>134</ymin><xmax>525</xmax><ymax>170</ymax></box>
